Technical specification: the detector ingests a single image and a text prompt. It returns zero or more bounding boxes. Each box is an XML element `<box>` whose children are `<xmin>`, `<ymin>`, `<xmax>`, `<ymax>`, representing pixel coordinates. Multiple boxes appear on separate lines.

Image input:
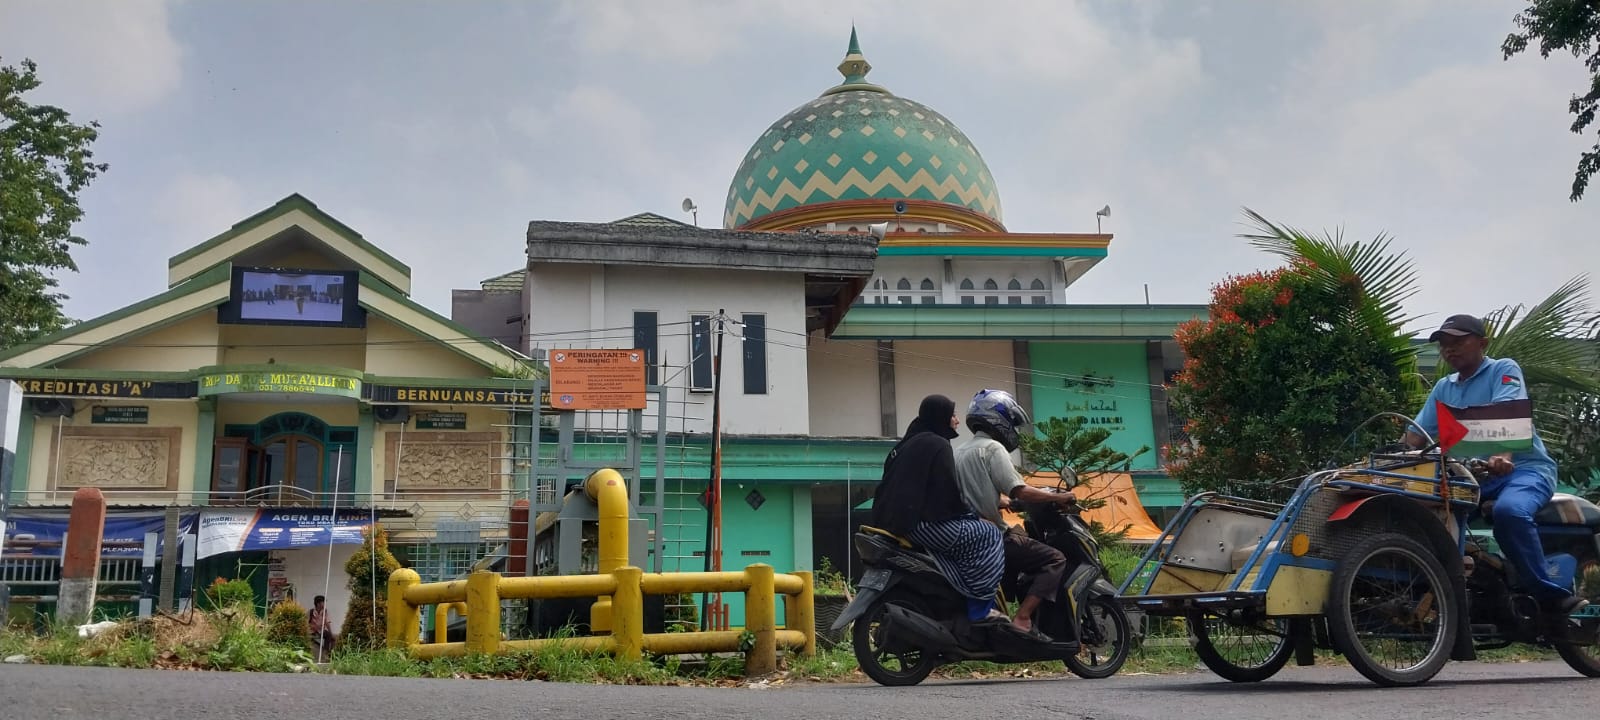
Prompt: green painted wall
<box><xmin>1028</xmin><ymin>341</ymin><xmax>1158</xmax><ymax>471</ymax></box>
<box><xmin>644</xmin><ymin>480</ymin><xmax>794</xmax><ymax>628</ymax></box>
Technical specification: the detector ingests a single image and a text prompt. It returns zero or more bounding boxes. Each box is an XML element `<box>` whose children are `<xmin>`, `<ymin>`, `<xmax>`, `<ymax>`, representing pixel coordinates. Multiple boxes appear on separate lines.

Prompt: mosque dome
<box><xmin>723</xmin><ymin>30</ymin><xmax>1004</xmax><ymax>231</ymax></box>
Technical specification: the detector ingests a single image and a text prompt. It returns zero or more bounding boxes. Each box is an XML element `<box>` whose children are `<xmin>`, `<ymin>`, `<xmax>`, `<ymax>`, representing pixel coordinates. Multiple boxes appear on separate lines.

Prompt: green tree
<box><xmin>339</xmin><ymin>523</ymin><xmax>402</xmax><ymax>651</ymax></box>
<box><xmin>1503</xmin><ymin>0</ymin><xmax>1600</xmax><ymax>201</ymax></box>
<box><xmin>1469</xmin><ymin>276</ymin><xmax>1600</xmax><ymax>492</ymax></box>
<box><xmin>1167</xmin><ymin>210</ymin><xmax>1422</xmax><ymax>502</ymax></box>
<box><xmin>1018</xmin><ymin>416</ymin><xmax>1150</xmax><ymax>544</ymax></box>
<box><xmin>0</xmin><ymin>57</ymin><xmax>108</xmax><ymax>349</ymax></box>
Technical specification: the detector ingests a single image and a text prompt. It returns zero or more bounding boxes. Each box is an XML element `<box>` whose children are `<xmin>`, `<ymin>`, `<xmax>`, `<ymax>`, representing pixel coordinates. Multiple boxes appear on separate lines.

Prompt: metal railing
<box><xmin>387</xmin><ymin>563</ymin><xmax>815</xmax><ymax>676</ymax></box>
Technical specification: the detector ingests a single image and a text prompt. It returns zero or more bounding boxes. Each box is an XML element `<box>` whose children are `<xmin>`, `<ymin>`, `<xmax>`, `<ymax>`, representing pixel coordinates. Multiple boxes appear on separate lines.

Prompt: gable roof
<box><xmin>609</xmin><ymin>212</ymin><xmax>696</xmax><ymax>229</ymax></box>
<box><xmin>166</xmin><ymin>193</ymin><xmax>413</xmax><ymax>295</ymax></box>
<box><xmin>4</xmin><ymin>194</ymin><xmax>529</xmax><ymax>373</ymax></box>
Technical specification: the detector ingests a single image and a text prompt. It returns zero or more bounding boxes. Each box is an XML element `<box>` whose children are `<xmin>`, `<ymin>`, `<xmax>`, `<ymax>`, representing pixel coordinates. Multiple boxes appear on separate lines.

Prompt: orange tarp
<box><xmin>1000</xmin><ymin>471</ymin><xmax>1165</xmax><ymax>541</ymax></box>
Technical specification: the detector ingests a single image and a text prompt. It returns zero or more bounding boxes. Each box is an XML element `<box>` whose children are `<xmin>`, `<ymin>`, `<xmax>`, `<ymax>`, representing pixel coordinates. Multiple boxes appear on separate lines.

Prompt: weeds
<box><xmin>0</xmin><ymin>605</ymin><xmax>1570</xmax><ymax>685</ymax></box>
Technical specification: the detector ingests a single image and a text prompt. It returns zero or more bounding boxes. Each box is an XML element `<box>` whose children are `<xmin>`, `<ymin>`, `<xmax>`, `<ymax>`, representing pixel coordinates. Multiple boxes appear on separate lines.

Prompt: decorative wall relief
<box><xmin>51</xmin><ymin>426</ymin><xmax>183</xmax><ymax>491</ymax></box>
<box><xmin>386</xmin><ymin>432</ymin><xmax>501</xmax><ymax>493</ymax></box>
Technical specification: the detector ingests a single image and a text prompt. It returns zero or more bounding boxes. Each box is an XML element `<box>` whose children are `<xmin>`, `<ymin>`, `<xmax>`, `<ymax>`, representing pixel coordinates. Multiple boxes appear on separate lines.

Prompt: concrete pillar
<box><xmin>876</xmin><ymin>341</ymin><xmax>897</xmax><ymax>437</ymax></box>
<box><xmin>58</xmin><ymin>487</ymin><xmax>107</xmax><ymax>625</ymax></box>
<box><xmin>355</xmin><ymin>406</ymin><xmax>375</xmax><ymax>499</ymax></box>
<box><xmin>192</xmin><ymin>399</ymin><xmax>215</xmax><ymax>505</ymax></box>
<box><xmin>5</xmin><ymin>404</ymin><xmax>34</xmax><ymax>509</ymax></box>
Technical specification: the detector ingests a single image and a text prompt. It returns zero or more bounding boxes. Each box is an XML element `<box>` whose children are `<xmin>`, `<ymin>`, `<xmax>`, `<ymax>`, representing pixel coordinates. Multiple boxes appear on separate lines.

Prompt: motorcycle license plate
<box><xmin>859</xmin><ymin>568</ymin><xmax>891</xmax><ymax>591</ymax></box>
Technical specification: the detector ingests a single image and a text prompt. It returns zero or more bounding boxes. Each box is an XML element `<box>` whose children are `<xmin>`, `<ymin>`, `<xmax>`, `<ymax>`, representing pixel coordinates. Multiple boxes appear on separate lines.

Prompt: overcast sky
<box><xmin>3</xmin><ymin>0</ymin><xmax>1595</xmax><ymax>338</ymax></box>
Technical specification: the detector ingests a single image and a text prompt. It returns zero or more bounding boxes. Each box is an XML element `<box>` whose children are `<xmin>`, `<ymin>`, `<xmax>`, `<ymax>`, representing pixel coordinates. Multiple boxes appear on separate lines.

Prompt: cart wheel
<box><xmin>1187</xmin><ymin>612</ymin><xmax>1293</xmax><ymax>682</ymax></box>
<box><xmin>851</xmin><ymin>590</ymin><xmax>942</xmax><ymax>686</ymax></box>
<box><xmin>1064</xmin><ymin>595</ymin><xmax>1132</xmax><ymax>679</ymax></box>
<box><xmin>1327</xmin><ymin>532</ymin><xmax>1457</xmax><ymax>687</ymax></box>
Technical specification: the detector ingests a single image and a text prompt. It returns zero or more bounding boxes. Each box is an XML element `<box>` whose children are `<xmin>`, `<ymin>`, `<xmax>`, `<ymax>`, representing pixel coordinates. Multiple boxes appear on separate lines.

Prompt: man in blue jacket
<box><xmin>1403</xmin><ymin>314</ymin><xmax>1587</xmax><ymax>617</ymax></box>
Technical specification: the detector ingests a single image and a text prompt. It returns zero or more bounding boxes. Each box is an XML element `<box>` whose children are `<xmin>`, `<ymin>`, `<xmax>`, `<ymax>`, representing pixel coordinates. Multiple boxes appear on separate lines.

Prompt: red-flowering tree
<box><xmin>1167</xmin><ymin>210</ymin><xmax>1423</xmax><ymax>501</ymax></box>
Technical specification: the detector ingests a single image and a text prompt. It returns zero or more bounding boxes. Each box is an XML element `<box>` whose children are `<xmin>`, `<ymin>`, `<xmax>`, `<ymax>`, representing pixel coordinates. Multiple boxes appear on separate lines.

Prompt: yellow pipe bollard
<box><xmin>791</xmin><ymin>570</ymin><xmax>816</xmax><ymax>658</ymax></box>
<box><xmin>744</xmin><ymin>563</ymin><xmax>777</xmax><ymax>677</ymax></box>
<box><xmin>465</xmin><ymin>571</ymin><xmax>501</xmax><ymax>655</ymax></box>
<box><xmin>387</xmin><ymin>568</ymin><xmax>421</xmax><ymax>649</ymax></box>
<box><xmin>586</xmin><ymin>468</ymin><xmax>629</xmax><ymax>634</ymax></box>
<box><xmin>434</xmin><ymin>601</ymin><xmax>467</xmax><ymax>644</ymax></box>
<box><xmin>611</xmin><ymin>566</ymin><xmax>644</xmax><ymax>662</ymax></box>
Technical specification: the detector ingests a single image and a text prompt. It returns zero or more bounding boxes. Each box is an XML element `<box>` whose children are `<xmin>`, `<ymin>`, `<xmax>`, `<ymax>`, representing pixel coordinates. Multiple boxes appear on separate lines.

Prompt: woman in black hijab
<box><xmin>871</xmin><ymin>394</ymin><xmax>1007</xmax><ymax>622</ymax></box>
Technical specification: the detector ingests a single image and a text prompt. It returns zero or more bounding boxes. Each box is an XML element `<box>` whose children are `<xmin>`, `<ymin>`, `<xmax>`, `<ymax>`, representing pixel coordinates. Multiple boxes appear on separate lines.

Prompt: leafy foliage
<box><xmin>203</xmin><ymin>577</ymin><xmax>255</xmax><ymax>613</ymax></box>
<box><xmin>339</xmin><ymin>524</ymin><xmax>402</xmax><ymax>651</ymax></box>
<box><xmin>0</xmin><ymin>57</ymin><xmax>109</xmax><ymax>349</ymax></box>
<box><xmin>266</xmin><ymin>598</ymin><xmax>312</xmax><ymax>650</ymax></box>
<box><xmin>1503</xmin><ymin>0</ymin><xmax>1600</xmax><ymax>201</ymax></box>
<box><xmin>1167</xmin><ymin>210</ymin><xmax>1421</xmax><ymax>502</ymax></box>
<box><xmin>1018</xmin><ymin>415</ymin><xmax>1149</xmax><ymax>544</ymax></box>
<box><xmin>1471</xmin><ymin>277</ymin><xmax>1600</xmax><ymax>491</ymax></box>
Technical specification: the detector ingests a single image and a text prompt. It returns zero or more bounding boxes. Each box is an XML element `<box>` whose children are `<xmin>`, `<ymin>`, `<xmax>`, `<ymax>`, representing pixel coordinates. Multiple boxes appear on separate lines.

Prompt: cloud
<box><xmin>0</xmin><ymin>0</ymin><xmax>183</xmax><ymax>116</ymax></box>
<box><xmin>154</xmin><ymin>171</ymin><xmax>252</xmax><ymax>251</ymax></box>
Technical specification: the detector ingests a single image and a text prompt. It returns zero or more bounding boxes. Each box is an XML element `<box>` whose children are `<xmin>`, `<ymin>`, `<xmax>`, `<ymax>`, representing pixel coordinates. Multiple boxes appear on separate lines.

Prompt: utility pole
<box><xmin>701</xmin><ymin>310</ymin><xmax>727</xmax><ymax>629</ymax></box>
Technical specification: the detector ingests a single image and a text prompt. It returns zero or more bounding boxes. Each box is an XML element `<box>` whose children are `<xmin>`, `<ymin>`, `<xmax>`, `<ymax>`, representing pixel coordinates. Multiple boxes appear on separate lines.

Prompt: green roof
<box><xmin>167</xmin><ymin>193</ymin><xmax>411</xmax><ymax>287</ymax></box>
<box><xmin>723</xmin><ymin>30</ymin><xmax>1002</xmax><ymax>229</ymax></box>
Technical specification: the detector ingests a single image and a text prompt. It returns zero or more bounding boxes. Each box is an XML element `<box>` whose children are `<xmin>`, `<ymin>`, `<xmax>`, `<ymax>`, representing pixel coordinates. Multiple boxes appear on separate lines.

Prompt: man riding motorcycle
<box><xmin>1402</xmin><ymin>314</ymin><xmax>1589</xmax><ymax>617</ymax></box>
<box><xmin>955</xmin><ymin>389</ymin><xmax>1079</xmax><ymax>640</ymax></box>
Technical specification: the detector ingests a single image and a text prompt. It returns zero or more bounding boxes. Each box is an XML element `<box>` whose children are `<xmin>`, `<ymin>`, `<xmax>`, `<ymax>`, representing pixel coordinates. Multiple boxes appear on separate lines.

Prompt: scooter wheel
<box><xmin>851</xmin><ymin>590</ymin><xmax>942</xmax><ymax>686</ymax></box>
<box><xmin>1064</xmin><ymin>595</ymin><xmax>1131</xmax><ymax>679</ymax></box>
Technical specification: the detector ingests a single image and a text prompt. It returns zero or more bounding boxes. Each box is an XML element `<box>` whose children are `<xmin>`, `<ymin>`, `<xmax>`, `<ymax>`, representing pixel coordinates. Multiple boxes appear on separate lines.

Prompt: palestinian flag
<box><xmin>1437</xmin><ymin>399</ymin><xmax>1535</xmax><ymax>457</ymax></box>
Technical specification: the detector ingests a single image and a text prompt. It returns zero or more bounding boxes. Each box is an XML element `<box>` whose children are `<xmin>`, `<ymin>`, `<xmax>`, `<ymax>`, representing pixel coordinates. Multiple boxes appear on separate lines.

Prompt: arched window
<box><xmin>896</xmin><ymin>278</ymin><xmax>912</xmax><ymax>290</ymax></box>
<box><xmin>983</xmin><ymin>279</ymin><xmax>998</xmax><ymax>291</ymax></box>
<box><xmin>919</xmin><ymin>278</ymin><xmax>935</xmax><ymax>290</ymax></box>
<box><xmin>960</xmin><ymin>279</ymin><xmax>974</xmax><ymax>290</ymax></box>
<box><xmin>214</xmin><ymin>411</ymin><xmax>356</xmax><ymax>504</ymax></box>
<box><xmin>1007</xmin><ymin>279</ymin><xmax>1022</xmax><ymax>290</ymax></box>
<box><xmin>1030</xmin><ymin>279</ymin><xmax>1046</xmax><ymax>290</ymax></box>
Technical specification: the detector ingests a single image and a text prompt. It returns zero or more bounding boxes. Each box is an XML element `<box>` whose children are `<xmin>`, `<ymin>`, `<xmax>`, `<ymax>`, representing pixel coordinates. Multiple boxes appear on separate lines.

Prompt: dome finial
<box><xmin>837</xmin><ymin>25</ymin><xmax>872</xmax><ymax>85</ymax></box>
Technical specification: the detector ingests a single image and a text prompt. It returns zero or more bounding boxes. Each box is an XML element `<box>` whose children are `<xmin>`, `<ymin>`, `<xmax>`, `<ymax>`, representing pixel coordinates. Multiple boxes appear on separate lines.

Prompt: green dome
<box><xmin>723</xmin><ymin>31</ymin><xmax>1003</xmax><ymax>230</ymax></box>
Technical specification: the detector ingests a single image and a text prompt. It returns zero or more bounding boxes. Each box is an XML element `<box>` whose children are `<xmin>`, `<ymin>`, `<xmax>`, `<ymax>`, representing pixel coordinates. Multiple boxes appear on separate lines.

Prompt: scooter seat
<box><xmin>1535</xmin><ymin>494</ymin><xmax>1600</xmax><ymax>529</ymax></box>
<box><xmin>859</xmin><ymin>524</ymin><xmax>915</xmax><ymax>548</ymax></box>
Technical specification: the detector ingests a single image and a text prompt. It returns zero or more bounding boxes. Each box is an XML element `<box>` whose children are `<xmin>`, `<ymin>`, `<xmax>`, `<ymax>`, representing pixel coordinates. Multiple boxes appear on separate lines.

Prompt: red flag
<box><xmin>1436</xmin><ymin>401</ymin><xmax>1467</xmax><ymax>452</ymax></box>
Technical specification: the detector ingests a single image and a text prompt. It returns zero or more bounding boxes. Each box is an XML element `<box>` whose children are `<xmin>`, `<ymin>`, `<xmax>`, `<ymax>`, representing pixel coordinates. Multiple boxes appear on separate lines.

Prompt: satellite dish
<box><xmin>681</xmin><ymin>198</ymin><xmax>697</xmax><ymax>213</ymax></box>
<box><xmin>868</xmin><ymin>222</ymin><xmax>889</xmax><ymax>239</ymax></box>
<box><xmin>893</xmin><ymin>200</ymin><xmax>907</xmax><ymax>215</ymax></box>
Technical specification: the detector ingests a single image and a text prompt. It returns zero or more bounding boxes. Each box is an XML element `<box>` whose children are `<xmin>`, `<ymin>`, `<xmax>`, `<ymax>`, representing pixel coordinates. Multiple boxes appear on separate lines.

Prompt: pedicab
<box><xmin>1117</xmin><ymin>414</ymin><xmax>1600</xmax><ymax>687</ymax></box>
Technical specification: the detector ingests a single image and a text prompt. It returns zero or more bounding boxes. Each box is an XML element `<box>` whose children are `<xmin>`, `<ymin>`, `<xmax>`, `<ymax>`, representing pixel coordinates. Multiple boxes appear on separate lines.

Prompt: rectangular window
<box><xmin>689</xmin><ymin>313</ymin><xmax>713</xmax><ymax>392</ymax></box>
<box><xmin>741</xmin><ymin>313</ymin><xmax>767</xmax><ymax>395</ymax></box>
<box><xmin>633</xmin><ymin>311</ymin><xmax>658</xmax><ymax>386</ymax></box>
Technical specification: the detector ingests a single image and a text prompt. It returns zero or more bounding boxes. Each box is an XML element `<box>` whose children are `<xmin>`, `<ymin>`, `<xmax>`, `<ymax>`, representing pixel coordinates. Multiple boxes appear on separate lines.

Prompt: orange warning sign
<box><xmin>548</xmin><ymin>348</ymin><xmax>647</xmax><ymax>410</ymax></box>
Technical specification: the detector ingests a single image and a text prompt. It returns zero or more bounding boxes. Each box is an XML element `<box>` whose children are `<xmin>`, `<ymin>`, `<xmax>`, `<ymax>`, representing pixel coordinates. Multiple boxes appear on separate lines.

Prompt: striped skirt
<box><xmin>908</xmin><ymin>513</ymin><xmax>1005</xmax><ymax>602</ymax></box>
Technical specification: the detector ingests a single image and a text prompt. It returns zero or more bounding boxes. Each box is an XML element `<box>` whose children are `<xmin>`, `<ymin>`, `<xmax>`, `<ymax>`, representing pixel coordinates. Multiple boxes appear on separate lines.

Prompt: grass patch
<box><xmin>0</xmin><ymin>606</ymin><xmax>1571</xmax><ymax>686</ymax></box>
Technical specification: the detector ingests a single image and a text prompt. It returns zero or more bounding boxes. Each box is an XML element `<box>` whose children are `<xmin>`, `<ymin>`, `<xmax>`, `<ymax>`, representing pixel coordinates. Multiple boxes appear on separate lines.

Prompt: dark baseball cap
<box><xmin>1428</xmin><ymin>314</ymin><xmax>1486</xmax><ymax>342</ymax></box>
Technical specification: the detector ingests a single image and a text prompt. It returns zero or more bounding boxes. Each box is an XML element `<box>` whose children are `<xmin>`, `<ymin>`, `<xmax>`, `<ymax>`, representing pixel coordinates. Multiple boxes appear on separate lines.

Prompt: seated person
<box><xmin>871</xmin><ymin>394</ymin><xmax>1007</xmax><ymax>622</ymax></box>
<box><xmin>1403</xmin><ymin>314</ymin><xmax>1587</xmax><ymax>616</ymax></box>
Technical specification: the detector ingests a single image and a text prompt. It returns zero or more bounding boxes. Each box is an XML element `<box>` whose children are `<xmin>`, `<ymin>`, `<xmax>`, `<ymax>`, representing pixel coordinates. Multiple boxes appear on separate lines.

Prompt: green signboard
<box><xmin>415</xmin><ymin>411</ymin><xmax>467</xmax><ymax>430</ymax></box>
<box><xmin>198</xmin><ymin>371</ymin><xmax>362</xmax><ymax>399</ymax></box>
<box><xmin>1029</xmin><ymin>342</ymin><xmax>1158</xmax><ymax>471</ymax></box>
<box><xmin>90</xmin><ymin>406</ymin><xmax>149</xmax><ymax>425</ymax></box>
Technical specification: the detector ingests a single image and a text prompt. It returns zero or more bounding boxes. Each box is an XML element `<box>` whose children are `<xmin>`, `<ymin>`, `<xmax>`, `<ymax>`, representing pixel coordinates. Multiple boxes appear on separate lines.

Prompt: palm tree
<box><xmin>1240</xmin><ymin>208</ymin><xmax>1427</xmax><ymax>400</ymax></box>
<box><xmin>1473</xmin><ymin>275</ymin><xmax>1600</xmax><ymax>492</ymax></box>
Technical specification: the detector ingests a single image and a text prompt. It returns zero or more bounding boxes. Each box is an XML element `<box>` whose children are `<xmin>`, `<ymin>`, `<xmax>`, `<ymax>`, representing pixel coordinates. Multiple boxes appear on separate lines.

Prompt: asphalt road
<box><xmin>2</xmin><ymin>661</ymin><xmax>1593</xmax><ymax>720</ymax></box>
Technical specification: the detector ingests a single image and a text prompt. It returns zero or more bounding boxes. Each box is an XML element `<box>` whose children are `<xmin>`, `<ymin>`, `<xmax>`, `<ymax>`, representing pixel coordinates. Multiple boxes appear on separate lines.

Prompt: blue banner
<box><xmin>197</xmin><ymin>508</ymin><xmax>375</xmax><ymax>559</ymax></box>
<box><xmin>0</xmin><ymin>509</ymin><xmax>197</xmax><ymax>558</ymax></box>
